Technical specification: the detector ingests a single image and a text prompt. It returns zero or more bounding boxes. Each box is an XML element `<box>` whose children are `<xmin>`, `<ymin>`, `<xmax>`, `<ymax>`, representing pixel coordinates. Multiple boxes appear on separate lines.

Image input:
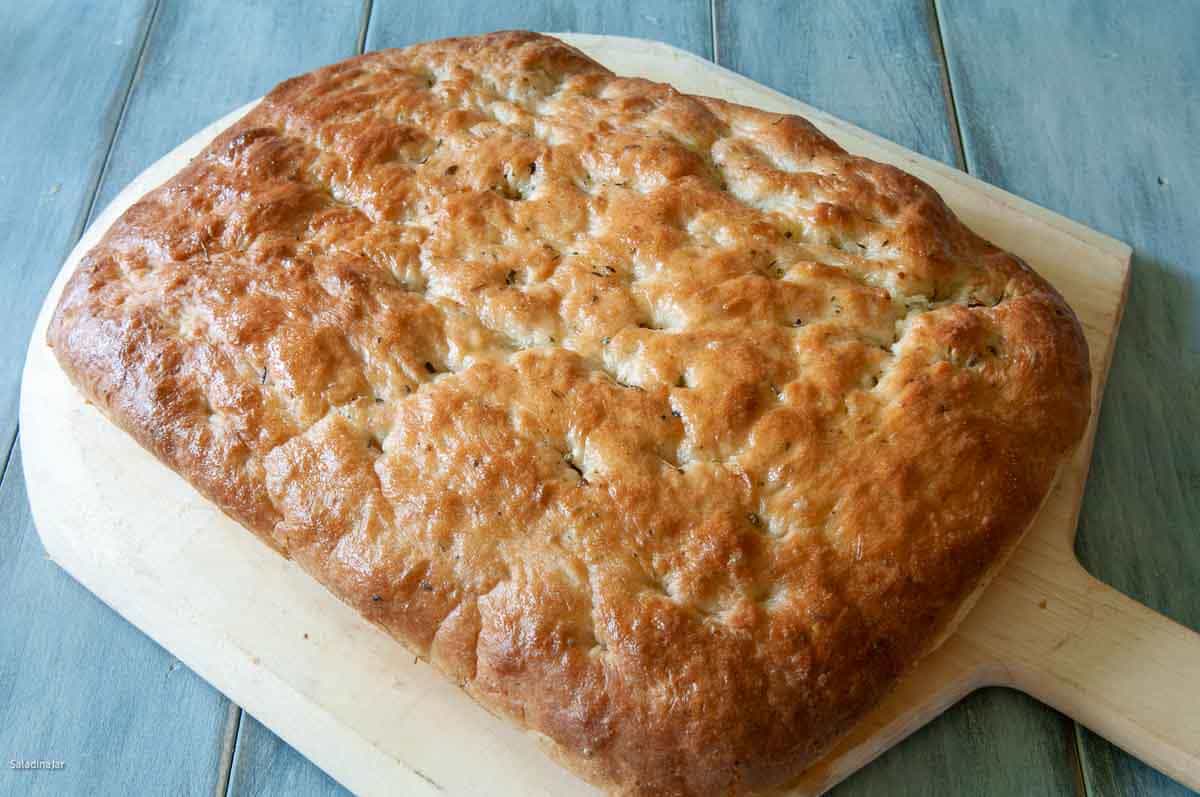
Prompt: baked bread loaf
<box><xmin>48</xmin><ymin>31</ymin><xmax>1091</xmax><ymax>795</ymax></box>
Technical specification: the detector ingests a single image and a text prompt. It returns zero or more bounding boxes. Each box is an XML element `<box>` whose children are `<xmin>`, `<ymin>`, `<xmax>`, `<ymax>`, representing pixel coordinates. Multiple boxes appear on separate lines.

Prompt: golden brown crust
<box><xmin>47</xmin><ymin>32</ymin><xmax>1090</xmax><ymax>795</ymax></box>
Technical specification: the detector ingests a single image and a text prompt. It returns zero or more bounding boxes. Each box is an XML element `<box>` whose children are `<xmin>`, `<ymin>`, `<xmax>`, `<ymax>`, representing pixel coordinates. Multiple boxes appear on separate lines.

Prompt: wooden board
<box><xmin>19</xmin><ymin>34</ymin><xmax>1199</xmax><ymax>795</ymax></box>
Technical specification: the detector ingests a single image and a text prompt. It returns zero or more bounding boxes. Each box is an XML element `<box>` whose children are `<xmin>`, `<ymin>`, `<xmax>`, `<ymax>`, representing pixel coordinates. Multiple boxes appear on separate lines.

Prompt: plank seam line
<box><xmin>1067</xmin><ymin>721</ymin><xmax>1090</xmax><ymax>797</ymax></box>
<box><xmin>217</xmin><ymin>702</ymin><xmax>244</xmax><ymax>797</ymax></box>
<box><xmin>709</xmin><ymin>0</ymin><xmax>720</xmax><ymax>63</ymax></box>
<box><xmin>929</xmin><ymin>0</ymin><xmax>967</xmax><ymax>171</ymax></box>
<box><xmin>0</xmin><ymin>428</ymin><xmax>17</xmax><ymax>490</ymax></box>
<box><xmin>79</xmin><ymin>0</ymin><xmax>163</xmax><ymax>231</ymax></box>
<box><xmin>357</xmin><ymin>0</ymin><xmax>375</xmax><ymax>54</ymax></box>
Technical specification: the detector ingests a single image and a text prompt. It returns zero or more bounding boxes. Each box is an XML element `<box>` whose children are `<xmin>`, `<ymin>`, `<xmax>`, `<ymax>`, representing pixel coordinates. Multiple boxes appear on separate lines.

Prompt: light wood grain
<box><xmin>26</xmin><ymin>35</ymin><xmax>1198</xmax><ymax>797</ymax></box>
<box><xmin>938</xmin><ymin>2</ymin><xmax>1200</xmax><ymax>794</ymax></box>
<box><xmin>966</xmin><ymin>559</ymin><xmax>1200</xmax><ymax>783</ymax></box>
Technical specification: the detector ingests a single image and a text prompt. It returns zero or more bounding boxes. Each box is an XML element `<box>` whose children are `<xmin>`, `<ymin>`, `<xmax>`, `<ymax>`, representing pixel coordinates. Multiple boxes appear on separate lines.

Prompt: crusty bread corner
<box><xmin>47</xmin><ymin>31</ymin><xmax>1090</xmax><ymax>795</ymax></box>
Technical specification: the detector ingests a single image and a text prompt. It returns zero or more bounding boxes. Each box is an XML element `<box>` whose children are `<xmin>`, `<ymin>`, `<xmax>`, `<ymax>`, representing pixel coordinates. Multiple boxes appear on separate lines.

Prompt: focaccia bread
<box><xmin>48</xmin><ymin>31</ymin><xmax>1090</xmax><ymax>795</ymax></box>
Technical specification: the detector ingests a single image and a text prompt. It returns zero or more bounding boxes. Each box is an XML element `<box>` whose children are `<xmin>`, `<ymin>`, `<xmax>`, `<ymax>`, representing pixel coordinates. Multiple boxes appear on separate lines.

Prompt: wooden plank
<box><xmin>937</xmin><ymin>2</ymin><xmax>1200</xmax><ymax>794</ymax></box>
<box><xmin>714</xmin><ymin>0</ymin><xmax>961</xmax><ymax>167</ymax></box>
<box><xmin>224</xmin><ymin>3</ymin><xmax>714</xmax><ymax>791</ymax></box>
<box><xmin>714</xmin><ymin>2</ymin><xmax>1081</xmax><ymax>795</ymax></box>
<box><xmin>0</xmin><ymin>3</ymin><xmax>233</xmax><ymax>796</ymax></box>
<box><xmin>0</xmin><ymin>0</ymin><xmax>153</xmax><ymax>467</ymax></box>
<box><xmin>92</xmin><ymin>0</ymin><xmax>371</xmax><ymax>215</ymax></box>
<box><xmin>363</xmin><ymin>0</ymin><xmax>712</xmax><ymax>57</ymax></box>
<box><xmin>0</xmin><ymin>1</ymin><xmax>369</xmax><ymax>795</ymax></box>
<box><xmin>0</xmin><ymin>443</ymin><xmax>233</xmax><ymax>796</ymax></box>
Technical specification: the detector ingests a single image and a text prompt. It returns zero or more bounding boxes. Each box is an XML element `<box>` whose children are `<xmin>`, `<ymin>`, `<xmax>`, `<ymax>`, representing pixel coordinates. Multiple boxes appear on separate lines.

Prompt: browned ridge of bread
<box><xmin>47</xmin><ymin>31</ymin><xmax>1091</xmax><ymax>795</ymax></box>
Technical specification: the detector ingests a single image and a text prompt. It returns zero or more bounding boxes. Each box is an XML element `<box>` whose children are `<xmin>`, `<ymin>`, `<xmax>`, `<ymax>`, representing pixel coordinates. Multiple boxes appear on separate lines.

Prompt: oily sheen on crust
<box><xmin>47</xmin><ymin>32</ymin><xmax>1090</xmax><ymax>795</ymax></box>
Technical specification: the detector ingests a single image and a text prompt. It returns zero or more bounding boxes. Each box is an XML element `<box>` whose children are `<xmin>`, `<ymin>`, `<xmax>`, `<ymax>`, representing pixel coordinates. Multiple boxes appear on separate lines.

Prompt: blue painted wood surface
<box><xmin>0</xmin><ymin>3</ymin><xmax>234</xmax><ymax>796</ymax></box>
<box><xmin>714</xmin><ymin>0</ymin><xmax>961</xmax><ymax>167</ymax></box>
<box><xmin>0</xmin><ymin>0</ymin><xmax>154</xmax><ymax>472</ymax></box>
<box><xmin>363</xmin><ymin>0</ymin><xmax>712</xmax><ymax>56</ymax></box>
<box><xmin>939</xmin><ymin>2</ymin><xmax>1200</xmax><ymax>794</ymax></box>
<box><xmin>0</xmin><ymin>2</ymin><xmax>367</xmax><ymax>795</ymax></box>
<box><xmin>0</xmin><ymin>446</ymin><xmax>233</xmax><ymax>796</ymax></box>
<box><xmin>92</xmin><ymin>0</ymin><xmax>370</xmax><ymax>215</ymax></box>
<box><xmin>1</xmin><ymin>1</ymin><xmax>1196</xmax><ymax>795</ymax></box>
<box><xmin>227</xmin><ymin>715</ymin><xmax>347</xmax><ymax>797</ymax></box>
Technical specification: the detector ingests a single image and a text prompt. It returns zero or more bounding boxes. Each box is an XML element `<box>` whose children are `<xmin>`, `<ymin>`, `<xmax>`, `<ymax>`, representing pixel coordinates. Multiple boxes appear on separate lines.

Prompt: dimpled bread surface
<box><xmin>48</xmin><ymin>31</ymin><xmax>1091</xmax><ymax>796</ymax></box>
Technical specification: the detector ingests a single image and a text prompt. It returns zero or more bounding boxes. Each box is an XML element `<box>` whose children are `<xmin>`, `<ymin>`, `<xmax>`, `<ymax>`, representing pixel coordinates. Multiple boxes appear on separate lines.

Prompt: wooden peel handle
<box><xmin>996</xmin><ymin>561</ymin><xmax>1200</xmax><ymax>789</ymax></box>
